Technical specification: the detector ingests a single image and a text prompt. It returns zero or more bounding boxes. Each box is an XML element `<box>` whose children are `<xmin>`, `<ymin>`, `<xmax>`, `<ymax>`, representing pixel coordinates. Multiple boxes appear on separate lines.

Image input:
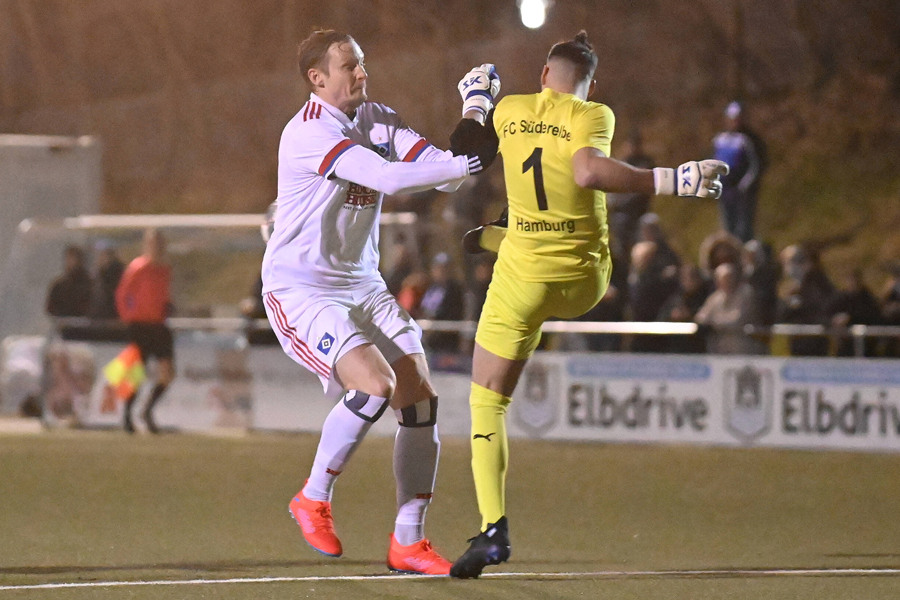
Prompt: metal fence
<box><xmin>47</xmin><ymin>317</ymin><xmax>900</xmax><ymax>358</ymax></box>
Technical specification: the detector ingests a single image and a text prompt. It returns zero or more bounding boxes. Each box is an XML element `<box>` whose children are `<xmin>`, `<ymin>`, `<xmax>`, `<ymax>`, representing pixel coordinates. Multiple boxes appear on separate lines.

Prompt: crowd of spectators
<box><xmin>46</xmin><ymin>225</ymin><xmax>900</xmax><ymax>360</ymax></box>
<box><xmin>380</xmin><ymin>214</ymin><xmax>900</xmax><ymax>358</ymax></box>
<box><xmin>45</xmin><ymin>216</ymin><xmax>900</xmax><ymax>361</ymax></box>
<box><xmin>46</xmin><ymin>243</ymin><xmax>124</xmax><ymax>321</ymax></box>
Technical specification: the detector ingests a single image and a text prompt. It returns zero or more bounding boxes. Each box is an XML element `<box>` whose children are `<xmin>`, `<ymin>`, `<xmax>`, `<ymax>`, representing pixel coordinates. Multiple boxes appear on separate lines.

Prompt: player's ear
<box><xmin>588</xmin><ymin>79</ymin><xmax>596</xmax><ymax>98</ymax></box>
<box><xmin>308</xmin><ymin>67</ymin><xmax>325</xmax><ymax>89</ymax></box>
<box><xmin>540</xmin><ymin>65</ymin><xmax>550</xmax><ymax>87</ymax></box>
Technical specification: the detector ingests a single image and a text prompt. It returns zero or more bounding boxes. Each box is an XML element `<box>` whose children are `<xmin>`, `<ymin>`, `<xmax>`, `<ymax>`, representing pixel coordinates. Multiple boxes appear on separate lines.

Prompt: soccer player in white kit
<box><xmin>261</xmin><ymin>29</ymin><xmax>499</xmax><ymax>574</ymax></box>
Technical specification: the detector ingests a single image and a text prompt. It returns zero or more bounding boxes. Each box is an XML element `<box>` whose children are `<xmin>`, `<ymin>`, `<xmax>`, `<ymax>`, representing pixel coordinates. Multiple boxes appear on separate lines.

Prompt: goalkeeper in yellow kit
<box><xmin>447</xmin><ymin>32</ymin><xmax>728</xmax><ymax>578</ymax></box>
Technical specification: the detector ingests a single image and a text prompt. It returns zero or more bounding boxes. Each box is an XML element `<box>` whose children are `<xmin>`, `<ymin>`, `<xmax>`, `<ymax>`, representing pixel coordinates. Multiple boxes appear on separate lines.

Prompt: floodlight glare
<box><xmin>519</xmin><ymin>0</ymin><xmax>547</xmax><ymax>29</ymax></box>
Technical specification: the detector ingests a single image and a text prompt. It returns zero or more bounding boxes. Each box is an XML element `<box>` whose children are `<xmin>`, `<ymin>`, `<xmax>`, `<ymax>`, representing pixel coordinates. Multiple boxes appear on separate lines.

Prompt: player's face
<box><xmin>318</xmin><ymin>41</ymin><xmax>368</xmax><ymax>113</ymax></box>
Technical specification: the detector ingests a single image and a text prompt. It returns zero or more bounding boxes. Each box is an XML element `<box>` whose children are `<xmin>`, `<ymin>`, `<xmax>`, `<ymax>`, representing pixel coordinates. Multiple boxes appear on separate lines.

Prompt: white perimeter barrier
<box><xmin>30</xmin><ymin>325</ymin><xmax>900</xmax><ymax>452</ymax></box>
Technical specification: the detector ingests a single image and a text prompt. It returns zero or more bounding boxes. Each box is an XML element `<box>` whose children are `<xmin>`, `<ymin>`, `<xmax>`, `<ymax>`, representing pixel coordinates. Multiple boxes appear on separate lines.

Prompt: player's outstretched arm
<box><xmin>572</xmin><ymin>147</ymin><xmax>729</xmax><ymax>198</ymax></box>
<box><xmin>333</xmin><ymin>144</ymin><xmax>483</xmax><ymax>196</ymax></box>
<box><xmin>572</xmin><ymin>147</ymin><xmax>656</xmax><ymax>193</ymax></box>
<box><xmin>368</xmin><ymin>63</ymin><xmax>501</xmax><ymax>194</ymax></box>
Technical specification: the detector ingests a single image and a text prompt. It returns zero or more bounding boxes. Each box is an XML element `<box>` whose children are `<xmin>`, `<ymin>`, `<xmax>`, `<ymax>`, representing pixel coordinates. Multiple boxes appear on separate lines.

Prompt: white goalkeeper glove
<box><xmin>458</xmin><ymin>63</ymin><xmax>501</xmax><ymax>118</ymax></box>
<box><xmin>653</xmin><ymin>160</ymin><xmax>729</xmax><ymax>199</ymax></box>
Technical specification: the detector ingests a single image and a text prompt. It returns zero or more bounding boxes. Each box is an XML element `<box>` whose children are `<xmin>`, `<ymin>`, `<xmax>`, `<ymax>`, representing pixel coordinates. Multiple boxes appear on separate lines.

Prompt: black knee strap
<box><xmin>398</xmin><ymin>396</ymin><xmax>438</xmax><ymax>427</ymax></box>
<box><xmin>343</xmin><ymin>390</ymin><xmax>390</xmax><ymax>423</ymax></box>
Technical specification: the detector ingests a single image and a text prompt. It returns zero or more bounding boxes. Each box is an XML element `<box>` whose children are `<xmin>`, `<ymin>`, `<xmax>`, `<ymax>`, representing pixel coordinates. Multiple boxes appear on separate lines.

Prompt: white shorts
<box><xmin>263</xmin><ymin>280</ymin><xmax>424</xmax><ymax>398</ymax></box>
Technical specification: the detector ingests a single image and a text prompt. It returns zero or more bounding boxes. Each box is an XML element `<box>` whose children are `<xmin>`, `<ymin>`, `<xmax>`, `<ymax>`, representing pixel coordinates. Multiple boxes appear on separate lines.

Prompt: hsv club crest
<box><xmin>723</xmin><ymin>365</ymin><xmax>773</xmax><ymax>442</ymax></box>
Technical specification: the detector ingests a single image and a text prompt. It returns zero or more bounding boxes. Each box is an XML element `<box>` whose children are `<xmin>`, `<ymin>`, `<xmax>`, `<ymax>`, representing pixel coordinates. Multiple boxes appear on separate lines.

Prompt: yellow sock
<box><xmin>469</xmin><ymin>382</ymin><xmax>511</xmax><ymax>530</ymax></box>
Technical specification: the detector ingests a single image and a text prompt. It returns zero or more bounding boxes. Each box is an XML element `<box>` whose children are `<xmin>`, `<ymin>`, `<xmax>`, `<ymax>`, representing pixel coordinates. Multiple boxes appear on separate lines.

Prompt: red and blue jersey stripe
<box><xmin>318</xmin><ymin>139</ymin><xmax>357</xmax><ymax>177</ymax></box>
<box><xmin>402</xmin><ymin>138</ymin><xmax>432</xmax><ymax>162</ymax></box>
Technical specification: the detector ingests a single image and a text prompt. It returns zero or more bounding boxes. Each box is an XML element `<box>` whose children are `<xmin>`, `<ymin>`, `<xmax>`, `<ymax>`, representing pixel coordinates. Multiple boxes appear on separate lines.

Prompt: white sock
<box><xmin>393</xmin><ymin>424</ymin><xmax>440</xmax><ymax>546</ymax></box>
<box><xmin>303</xmin><ymin>391</ymin><xmax>389</xmax><ymax>502</ymax></box>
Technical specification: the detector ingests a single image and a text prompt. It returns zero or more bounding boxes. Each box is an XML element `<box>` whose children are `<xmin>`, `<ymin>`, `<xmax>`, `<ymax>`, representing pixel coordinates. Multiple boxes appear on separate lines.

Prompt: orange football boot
<box><xmin>386</xmin><ymin>534</ymin><xmax>452</xmax><ymax>575</ymax></box>
<box><xmin>289</xmin><ymin>489</ymin><xmax>342</xmax><ymax>557</ymax></box>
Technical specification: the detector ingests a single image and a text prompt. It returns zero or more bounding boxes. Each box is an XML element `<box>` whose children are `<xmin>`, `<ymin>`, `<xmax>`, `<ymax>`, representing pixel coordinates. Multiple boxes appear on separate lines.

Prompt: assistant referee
<box><xmin>115</xmin><ymin>228</ymin><xmax>174</xmax><ymax>434</ymax></box>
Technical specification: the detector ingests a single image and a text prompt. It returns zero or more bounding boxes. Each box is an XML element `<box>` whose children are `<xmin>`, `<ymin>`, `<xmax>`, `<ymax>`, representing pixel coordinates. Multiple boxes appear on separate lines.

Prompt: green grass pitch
<box><xmin>2</xmin><ymin>429</ymin><xmax>899</xmax><ymax>599</ymax></box>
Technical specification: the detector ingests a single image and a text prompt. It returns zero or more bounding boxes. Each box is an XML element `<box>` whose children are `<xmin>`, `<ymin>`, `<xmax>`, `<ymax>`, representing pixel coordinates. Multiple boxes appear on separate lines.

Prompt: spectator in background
<box><xmin>115</xmin><ymin>229</ymin><xmax>174</xmax><ymax>434</ymax></box>
<box><xmin>881</xmin><ymin>263</ymin><xmax>900</xmax><ymax>357</ymax></box>
<box><xmin>742</xmin><ymin>239</ymin><xmax>780</xmax><ymax>326</ymax></box>
<box><xmin>450</xmin><ymin>173</ymin><xmax>499</xmax><ymax>247</ymax></box>
<box><xmin>89</xmin><ymin>242</ymin><xmax>125</xmax><ymax>319</ymax></box>
<box><xmin>240</xmin><ymin>274</ymin><xmax>266</xmax><ymax>320</ymax></box>
<box><xmin>607</xmin><ymin>129</ymin><xmax>655</xmax><ymax>275</ymax></box>
<box><xmin>578</xmin><ymin>283</ymin><xmax>625</xmax><ymax>352</ymax></box>
<box><xmin>46</xmin><ymin>245</ymin><xmax>92</xmax><ymax>318</ymax></box>
<box><xmin>628</xmin><ymin>241</ymin><xmax>677</xmax><ymax>352</ymax></box>
<box><xmin>828</xmin><ymin>270</ymin><xmax>882</xmax><ymax>357</ymax></box>
<box><xmin>777</xmin><ymin>244</ymin><xmax>835</xmax><ymax>356</ymax></box>
<box><xmin>633</xmin><ymin>214</ymin><xmax>680</xmax><ymax>351</ymax></box>
<box><xmin>396</xmin><ymin>270</ymin><xmax>430</xmax><ymax>319</ymax></box>
<box><xmin>239</xmin><ymin>271</ymin><xmax>279</xmax><ymax>346</ymax></box>
<box><xmin>383</xmin><ymin>189</ymin><xmax>441</xmax><ymax>259</ymax></box>
<box><xmin>803</xmin><ymin>246</ymin><xmax>836</xmax><ymax>302</ymax></box>
<box><xmin>695</xmin><ymin>262</ymin><xmax>765</xmax><ymax>355</ymax></box>
<box><xmin>699</xmin><ymin>230</ymin><xmax>743</xmax><ymax>279</ymax></box>
<box><xmin>384</xmin><ymin>234</ymin><xmax>417</xmax><ymax>297</ymax></box>
<box><xmin>637</xmin><ymin>213</ymin><xmax>680</xmax><ymax>276</ymax></box>
<box><xmin>657</xmin><ymin>264</ymin><xmax>712</xmax><ymax>353</ymax></box>
<box><xmin>712</xmin><ymin>101</ymin><xmax>767</xmax><ymax>242</ymax></box>
<box><xmin>420</xmin><ymin>253</ymin><xmax>465</xmax><ymax>353</ymax></box>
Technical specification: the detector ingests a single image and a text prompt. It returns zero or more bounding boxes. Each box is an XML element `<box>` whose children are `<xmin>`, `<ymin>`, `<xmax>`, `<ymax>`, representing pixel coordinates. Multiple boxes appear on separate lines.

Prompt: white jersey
<box><xmin>262</xmin><ymin>93</ymin><xmax>465</xmax><ymax>293</ymax></box>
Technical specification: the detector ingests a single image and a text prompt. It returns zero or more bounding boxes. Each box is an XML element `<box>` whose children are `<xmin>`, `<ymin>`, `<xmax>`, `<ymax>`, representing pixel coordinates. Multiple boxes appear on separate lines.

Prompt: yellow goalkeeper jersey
<box><xmin>492</xmin><ymin>87</ymin><xmax>614</xmax><ymax>281</ymax></box>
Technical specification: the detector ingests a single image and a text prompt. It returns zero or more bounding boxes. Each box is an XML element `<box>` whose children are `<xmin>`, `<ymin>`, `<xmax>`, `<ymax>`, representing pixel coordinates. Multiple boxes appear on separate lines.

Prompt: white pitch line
<box><xmin>2</xmin><ymin>568</ymin><xmax>900</xmax><ymax>592</ymax></box>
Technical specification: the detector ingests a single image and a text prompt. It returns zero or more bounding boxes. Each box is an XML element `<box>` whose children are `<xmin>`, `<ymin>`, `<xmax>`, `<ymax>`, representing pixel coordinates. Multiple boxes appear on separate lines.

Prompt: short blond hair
<box><xmin>297</xmin><ymin>29</ymin><xmax>354</xmax><ymax>87</ymax></box>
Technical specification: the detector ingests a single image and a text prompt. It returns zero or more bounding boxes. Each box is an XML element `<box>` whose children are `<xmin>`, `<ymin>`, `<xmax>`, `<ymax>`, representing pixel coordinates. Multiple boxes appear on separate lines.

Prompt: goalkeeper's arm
<box><xmin>572</xmin><ymin>146</ymin><xmax>728</xmax><ymax>199</ymax></box>
<box><xmin>448</xmin><ymin>109</ymin><xmax>500</xmax><ymax>170</ymax></box>
<box><xmin>445</xmin><ymin>62</ymin><xmax>502</xmax><ymax>170</ymax></box>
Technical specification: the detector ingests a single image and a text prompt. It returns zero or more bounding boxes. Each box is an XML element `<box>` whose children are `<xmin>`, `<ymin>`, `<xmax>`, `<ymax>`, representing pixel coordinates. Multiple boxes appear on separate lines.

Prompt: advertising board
<box><xmin>53</xmin><ymin>338</ymin><xmax>900</xmax><ymax>453</ymax></box>
<box><xmin>509</xmin><ymin>353</ymin><xmax>900</xmax><ymax>452</ymax></box>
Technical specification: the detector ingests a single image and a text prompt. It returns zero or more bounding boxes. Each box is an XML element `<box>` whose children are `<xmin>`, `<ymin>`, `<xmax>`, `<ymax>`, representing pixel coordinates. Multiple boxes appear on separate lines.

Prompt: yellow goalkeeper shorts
<box><xmin>475</xmin><ymin>261</ymin><xmax>611</xmax><ymax>361</ymax></box>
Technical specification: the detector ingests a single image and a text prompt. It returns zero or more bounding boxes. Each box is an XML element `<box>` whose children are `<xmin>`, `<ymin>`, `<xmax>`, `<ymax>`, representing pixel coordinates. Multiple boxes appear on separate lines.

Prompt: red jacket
<box><xmin>115</xmin><ymin>256</ymin><xmax>171</xmax><ymax>324</ymax></box>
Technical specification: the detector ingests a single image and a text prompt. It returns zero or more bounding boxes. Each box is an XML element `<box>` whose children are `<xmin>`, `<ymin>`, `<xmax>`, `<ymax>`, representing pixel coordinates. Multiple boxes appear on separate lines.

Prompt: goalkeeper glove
<box><xmin>653</xmin><ymin>160</ymin><xmax>729</xmax><ymax>199</ymax></box>
<box><xmin>463</xmin><ymin>208</ymin><xmax>508</xmax><ymax>254</ymax></box>
<box><xmin>458</xmin><ymin>63</ymin><xmax>501</xmax><ymax>118</ymax></box>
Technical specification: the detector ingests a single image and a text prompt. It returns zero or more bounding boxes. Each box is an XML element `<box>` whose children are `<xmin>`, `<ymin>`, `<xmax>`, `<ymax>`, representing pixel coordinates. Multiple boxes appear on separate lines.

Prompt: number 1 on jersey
<box><xmin>522</xmin><ymin>147</ymin><xmax>548</xmax><ymax>211</ymax></box>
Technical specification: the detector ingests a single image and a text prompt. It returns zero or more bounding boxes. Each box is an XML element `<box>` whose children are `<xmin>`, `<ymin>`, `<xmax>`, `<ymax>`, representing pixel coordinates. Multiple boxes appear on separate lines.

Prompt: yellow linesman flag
<box><xmin>103</xmin><ymin>343</ymin><xmax>146</xmax><ymax>400</ymax></box>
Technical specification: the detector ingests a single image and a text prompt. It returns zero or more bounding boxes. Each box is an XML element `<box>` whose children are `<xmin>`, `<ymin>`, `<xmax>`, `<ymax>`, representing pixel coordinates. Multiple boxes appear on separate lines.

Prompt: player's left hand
<box><xmin>653</xmin><ymin>160</ymin><xmax>729</xmax><ymax>199</ymax></box>
<box><xmin>458</xmin><ymin>64</ymin><xmax>501</xmax><ymax>118</ymax></box>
